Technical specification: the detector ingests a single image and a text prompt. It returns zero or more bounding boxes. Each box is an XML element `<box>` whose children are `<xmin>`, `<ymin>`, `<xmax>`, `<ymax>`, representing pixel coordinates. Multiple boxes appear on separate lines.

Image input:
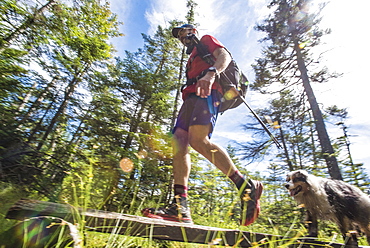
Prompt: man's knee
<box><xmin>186</xmin><ymin>124</ymin><xmax>212</xmax><ymax>153</ymax></box>
<box><xmin>188</xmin><ymin>135</ymin><xmax>203</xmax><ymax>151</ymax></box>
<box><xmin>188</xmin><ymin>132</ymin><xmax>209</xmax><ymax>153</ymax></box>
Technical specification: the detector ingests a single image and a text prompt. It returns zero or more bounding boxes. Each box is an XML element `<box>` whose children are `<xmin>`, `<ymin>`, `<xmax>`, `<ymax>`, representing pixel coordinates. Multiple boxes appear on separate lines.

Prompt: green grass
<box><xmin>1</xmin><ymin>162</ymin><xmax>368</xmax><ymax>247</ymax></box>
<box><xmin>0</xmin><ymin>185</ymin><xmax>365</xmax><ymax>247</ymax></box>
<box><xmin>0</xmin><ymin>182</ymin><xmax>29</xmax><ymax>234</ymax></box>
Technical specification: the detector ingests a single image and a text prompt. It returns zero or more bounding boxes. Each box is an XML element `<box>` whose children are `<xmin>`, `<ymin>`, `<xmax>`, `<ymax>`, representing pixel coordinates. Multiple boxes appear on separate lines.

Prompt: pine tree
<box><xmin>169</xmin><ymin>0</ymin><xmax>198</xmax><ymax>129</ymax></box>
<box><xmin>81</xmin><ymin>24</ymin><xmax>182</xmax><ymax>210</ymax></box>
<box><xmin>253</xmin><ymin>0</ymin><xmax>342</xmax><ymax>179</ymax></box>
<box><xmin>326</xmin><ymin>106</ymin><xmax>370</xmax><ymax>190</ymax></box>
<box><xmin>0</xmin><ymin>0</ymin><xmax>122</xmax><ymax>197</ymax></box>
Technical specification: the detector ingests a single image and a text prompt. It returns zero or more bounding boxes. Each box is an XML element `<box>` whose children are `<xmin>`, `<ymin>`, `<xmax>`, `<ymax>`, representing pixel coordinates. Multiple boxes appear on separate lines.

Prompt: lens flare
<box><xmin>223</xmin><ymin>89</ymin><xmax>238</xmax><ymax>100</ymax></box>
<box><xmin>119</xmin><ymin>158</ymin><xmax>134</xmax><ymax>172</ymax></box>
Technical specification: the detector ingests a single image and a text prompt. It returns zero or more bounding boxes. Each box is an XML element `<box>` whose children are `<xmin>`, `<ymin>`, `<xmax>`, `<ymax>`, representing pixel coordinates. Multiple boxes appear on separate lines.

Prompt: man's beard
<box><xmin>182</xmin><ymin>34</ymin><xmax>196</xmax><ymax>54</ymax></box>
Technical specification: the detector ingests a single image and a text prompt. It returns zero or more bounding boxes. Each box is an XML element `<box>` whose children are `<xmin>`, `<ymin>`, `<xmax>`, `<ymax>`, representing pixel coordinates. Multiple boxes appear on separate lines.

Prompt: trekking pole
<box><xmin>230</xmin><ymin>87</ymin><xmax>283</xmax><ymax>149</ymax></box>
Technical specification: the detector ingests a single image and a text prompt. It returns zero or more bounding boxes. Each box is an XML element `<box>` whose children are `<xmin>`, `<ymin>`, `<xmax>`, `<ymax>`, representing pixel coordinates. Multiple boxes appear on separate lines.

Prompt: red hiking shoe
<box><xmin>142</xmin><ymin>196</ymin><xmax>193</xmax><ymax>224</ymax></box>
<box><xmin>239</xmin><ymin>179</ymin><xmax>263</xmax><ymax>226</ymax></box>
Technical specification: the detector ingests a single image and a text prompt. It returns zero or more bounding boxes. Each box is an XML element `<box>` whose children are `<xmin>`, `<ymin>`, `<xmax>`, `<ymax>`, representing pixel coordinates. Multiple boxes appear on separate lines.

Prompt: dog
<box><xmin>285</xmin><ymin>170</ymin><xmax>370</xmax><ymax>246</ymax></box>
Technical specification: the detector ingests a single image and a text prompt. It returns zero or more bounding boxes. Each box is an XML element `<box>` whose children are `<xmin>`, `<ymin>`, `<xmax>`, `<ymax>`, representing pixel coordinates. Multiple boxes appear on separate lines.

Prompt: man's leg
<box><xmin>188</xmin><ymin>124</ymin><xmax>263</xmax><ymax>226</ymax></box>
<box><xmin>172</xmin><ymin>127</ymin><xmax>191</xmax><ymax>186</ymax></box>
<box><xmin>141</xmin><ymin>127</ymin><xmax>193</xmax><ymax>223</ymax></box>
<box><xmin>188</xmin><ymin>124</ymin><xmax>237</xmax><ymax>176</ymax></box>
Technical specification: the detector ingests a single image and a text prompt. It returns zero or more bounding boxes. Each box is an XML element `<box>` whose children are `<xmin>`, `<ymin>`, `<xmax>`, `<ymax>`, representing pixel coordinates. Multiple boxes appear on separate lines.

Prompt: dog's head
<box><xmin>285</xmin><ymin>170</ymin><xmax>310</xmax><ymax>197</ymax></box>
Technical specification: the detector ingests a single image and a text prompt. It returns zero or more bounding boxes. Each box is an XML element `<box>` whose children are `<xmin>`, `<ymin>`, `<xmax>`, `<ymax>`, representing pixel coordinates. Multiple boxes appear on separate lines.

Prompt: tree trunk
<box><xmin>124</xmin><ymin>97</ymin><xmax>146</xmax><ymax>150</ymax></box>
<box><xmin>18</xmin><ymin>77</ymin><xmax>58</xmax><ymax>127</ymax></box>
<box><xmin>36</xmin><ymin>77</ymin><xmax>79</xmax><ymax>151</ymax></box>
<box><xmin>294</xmin><ymin>39</ymin><xmax>342</xmax><ymax>180</ymax></box>
<box><xmin>171</xmin><ymin>46</ymin><xmax>186</xmax><ymax>130</ymax></box>
<box><xmin>278</xmin><ymin>119</ymin><xmax>294</xmax><ymax>171</ymax></box>
<box><xmin>0</xmin><ymin>0</ymin><xmax>57</xmax><ymax>53</ymax></box>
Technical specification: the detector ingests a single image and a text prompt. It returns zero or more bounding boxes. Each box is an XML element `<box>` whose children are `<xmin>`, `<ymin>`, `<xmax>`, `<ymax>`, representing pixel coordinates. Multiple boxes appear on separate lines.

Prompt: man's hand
<box><xmin>195</xmin><ymin>47</ymin><xmax>231</xmax><ymax>98</ymax></box>
<box><xmin>196</xmin><ymin>72</ymin><xmax>216</xmax><ymax>98</ymax></box>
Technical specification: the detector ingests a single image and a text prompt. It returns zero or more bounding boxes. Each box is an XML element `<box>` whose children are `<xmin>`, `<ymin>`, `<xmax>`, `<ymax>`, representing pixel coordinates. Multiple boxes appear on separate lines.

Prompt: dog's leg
<box><xmin>306</xmin><ymin>210</ymin><xmax>318</xmax><ymax>237</ymax></box>
<box><xmin>359</xmin><ymin>223</ymin><xmax>370</xmax><ymax>245</ymax></box>
<box><xmin>337</xmin><ymin>217</ymin><xmax>358</xmax><ymax>247</ymax></box>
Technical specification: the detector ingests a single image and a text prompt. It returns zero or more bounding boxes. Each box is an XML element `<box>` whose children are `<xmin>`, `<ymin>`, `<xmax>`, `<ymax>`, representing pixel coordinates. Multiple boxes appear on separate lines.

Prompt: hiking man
<box><xmin>142</xmin><ymin>24</ymin><xmax>263</xmax><ymax>226</ymax></box>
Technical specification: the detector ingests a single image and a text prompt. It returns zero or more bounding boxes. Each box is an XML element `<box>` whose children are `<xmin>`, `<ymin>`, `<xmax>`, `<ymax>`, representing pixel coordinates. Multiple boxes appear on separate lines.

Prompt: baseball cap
<box><xmin>172</xmin><ymin>24</ymin><xmax>195</xmax><ymax>38</ymax></box>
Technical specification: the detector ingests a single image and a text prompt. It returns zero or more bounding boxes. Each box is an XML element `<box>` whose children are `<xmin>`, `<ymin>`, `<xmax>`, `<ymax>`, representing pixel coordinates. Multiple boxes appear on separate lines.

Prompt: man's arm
<box><xmin>211</xmin><ymin>47</ymin><xmax>232</xmax><ymax>74</ymax></box>
<box><xmin>196</xmin><ymin>47</ymin><xmax>232</xmax><ymax>98</ymax></box>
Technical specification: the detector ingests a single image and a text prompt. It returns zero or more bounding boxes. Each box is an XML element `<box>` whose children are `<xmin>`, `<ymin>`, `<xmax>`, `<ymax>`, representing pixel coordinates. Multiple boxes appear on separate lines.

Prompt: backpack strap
<box><xmin>192</xmin><ymin>38</ymin><xmax>216</xmax><ymax>66</ymax></box>
<box><xmin>191</xmin><ymin>35</ymin><xmax>233</xmax><ymax>66</ymax></box>
<box><xmin>181</xmin><ymin>69</ymin><xmax>208</xmax><ymax>92</ymax></box>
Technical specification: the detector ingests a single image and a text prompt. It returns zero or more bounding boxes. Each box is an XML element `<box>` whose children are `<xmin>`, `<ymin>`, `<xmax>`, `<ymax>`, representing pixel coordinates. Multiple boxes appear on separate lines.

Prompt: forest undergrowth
<box><xmin>1</xmin><ymin>171</ymin><xmax>368</xmax><ymax>248</ymax></box>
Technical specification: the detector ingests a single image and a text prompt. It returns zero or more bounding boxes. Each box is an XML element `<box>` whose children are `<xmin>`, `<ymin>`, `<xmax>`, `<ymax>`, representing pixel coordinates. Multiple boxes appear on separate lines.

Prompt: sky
<box><xmin>109</xmin><ymin>0</ymin><xmax>370</xmax><ymax>176</ymax></box>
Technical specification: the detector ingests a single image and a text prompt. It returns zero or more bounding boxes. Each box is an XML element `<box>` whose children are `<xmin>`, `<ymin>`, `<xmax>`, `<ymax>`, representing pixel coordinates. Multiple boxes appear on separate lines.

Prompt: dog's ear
<box><xmin>294</xmin><ymin>170</ymin><xmax>308</xmax><ymax>182</ymax></box>
<box><xmin>287</xmin><ymin>170</ymin><xmax>309</xmax><ymax>182</ymax></box>
<box><xmin>286</xmin><ymin>171</ymin><xmax>293</xmax><ymax>181</ymax></box>
<box><xmin>297</xmin><ymin>170</ymin><xmax>308</xmax><ymax>177</ymax></box>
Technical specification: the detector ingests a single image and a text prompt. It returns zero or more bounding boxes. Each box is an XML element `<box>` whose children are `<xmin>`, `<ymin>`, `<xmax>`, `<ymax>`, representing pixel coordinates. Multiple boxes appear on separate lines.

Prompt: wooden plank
<box><xmin>6</xmin><ymin>199</ymin><xmax>345</xmax><ymax>247</ymax></box>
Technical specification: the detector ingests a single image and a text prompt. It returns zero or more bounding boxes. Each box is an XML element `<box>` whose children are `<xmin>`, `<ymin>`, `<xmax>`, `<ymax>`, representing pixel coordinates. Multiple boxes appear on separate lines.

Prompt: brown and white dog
<box><xmin>285</xmin><ymin>170</ymin><xmax>370</xmax><ymax>246</ymax></box>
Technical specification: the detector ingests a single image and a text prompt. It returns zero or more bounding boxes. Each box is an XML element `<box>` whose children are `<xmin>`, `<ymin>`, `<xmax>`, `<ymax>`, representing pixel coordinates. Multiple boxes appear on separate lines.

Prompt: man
<box><xmin>142</xmin><ymin>24</ymin><xmax>263</xmax><ymax>226</ymax></box>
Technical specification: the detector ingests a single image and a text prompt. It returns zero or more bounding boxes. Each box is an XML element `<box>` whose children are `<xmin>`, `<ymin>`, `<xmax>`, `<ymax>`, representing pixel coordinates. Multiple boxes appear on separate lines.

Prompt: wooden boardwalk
<box><xmin>6</xmin><ymin>199</ymin><xmax>348</xmax><ymax>247</ymax></box>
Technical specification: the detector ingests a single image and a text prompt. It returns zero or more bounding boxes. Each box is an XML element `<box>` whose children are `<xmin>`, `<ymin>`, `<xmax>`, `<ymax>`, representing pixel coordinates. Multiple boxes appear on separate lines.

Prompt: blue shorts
<box><xmin>173</xmin><ymin>90</ymin><xmax>221</xmax><ymax>138</ymax></box>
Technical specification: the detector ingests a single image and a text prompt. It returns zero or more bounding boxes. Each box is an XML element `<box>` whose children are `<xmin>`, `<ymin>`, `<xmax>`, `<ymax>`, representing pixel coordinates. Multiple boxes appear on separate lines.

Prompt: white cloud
<box><xmin>144</xmin><ymin>0</ymin><xmax>187</xmax><ymax>35</ymax></box>
<box><xmin>108</xmin><ymin>0</ymin><xmax>132</xmax><ymax>48</ymax></box>
<box><xmin>312</xmin><ymin>0</ymin><xmax>370</xmax><ymax>173</ymax></box>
